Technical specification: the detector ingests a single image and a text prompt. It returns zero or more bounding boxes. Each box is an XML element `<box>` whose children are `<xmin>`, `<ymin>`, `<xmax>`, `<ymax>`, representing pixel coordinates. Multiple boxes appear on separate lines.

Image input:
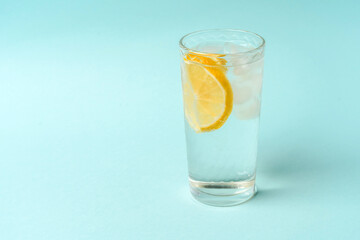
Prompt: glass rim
<box><xmin>179</xmin><ymin>28</ymin><xmax>265</xmax><ymax>56</ymax></box>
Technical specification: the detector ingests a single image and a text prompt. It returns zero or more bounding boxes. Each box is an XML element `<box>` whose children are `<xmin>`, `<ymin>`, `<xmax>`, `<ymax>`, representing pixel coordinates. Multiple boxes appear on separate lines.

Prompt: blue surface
<box><xmin>1</xmin><ymin>0</ymin><xmax>360</xmax><ymax>239</ymax></box>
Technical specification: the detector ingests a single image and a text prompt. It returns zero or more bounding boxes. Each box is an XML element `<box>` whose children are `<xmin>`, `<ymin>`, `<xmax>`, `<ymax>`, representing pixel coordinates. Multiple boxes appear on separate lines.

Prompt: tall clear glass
<box><xmin>179</xmin><ymin>29</ymin><xmax>265</xmax><ymax>206</ymax></box>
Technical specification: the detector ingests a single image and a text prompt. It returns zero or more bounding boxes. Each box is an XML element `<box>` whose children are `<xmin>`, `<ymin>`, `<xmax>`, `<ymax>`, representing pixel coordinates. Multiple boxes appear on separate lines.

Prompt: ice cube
<box><xmin>196</xmin><ymin>43</ymin><xmax>224</xmax><ymax>54</ymax></box>
<box><xmin>233</xmin><ymin>64</ymin><xmax>251</xmax><ymax>76</ymax></box>
<box><xmin>232</xmin><ymin>82</ymin><xmax>253</xmax><ymax>105</ymax></box>
<box><xmin>224</xmin><ymin>42</ymin><xmax>242</xmax><ymax>54</ymax></box>
<box><xmin>233</xmin><ymin>57</ymin><xmax>264</xmax><ymax>76</ymax></box>
<box><xmin>234</xmin><ymin>98</ymin><xmax>261</xmax><ymax>120</ymax></box>
<box><xmin>251</xmin><ymin>73</ymin><xmax>263</xmax><ymax>96</ymax></box>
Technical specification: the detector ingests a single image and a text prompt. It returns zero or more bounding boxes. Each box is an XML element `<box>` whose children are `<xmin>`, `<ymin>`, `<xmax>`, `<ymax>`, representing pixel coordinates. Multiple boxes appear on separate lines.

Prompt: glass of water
<box><xmin>179</xmin><ymin>29</ymin><xmax>265</xmax><ymax>206</ymax></box>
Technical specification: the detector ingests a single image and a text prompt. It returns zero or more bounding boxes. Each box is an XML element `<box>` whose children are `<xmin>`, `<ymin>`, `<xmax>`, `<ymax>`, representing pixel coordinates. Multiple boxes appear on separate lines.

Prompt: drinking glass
<box><xmin>179</xmin><ymin>29</ymin><xmax>265</xmax><ymax>206</ymax></box>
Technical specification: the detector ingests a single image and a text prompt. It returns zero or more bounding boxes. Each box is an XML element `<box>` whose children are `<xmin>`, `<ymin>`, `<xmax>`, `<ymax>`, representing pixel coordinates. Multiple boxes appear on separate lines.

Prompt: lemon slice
<box><xmin>182</xmin><ymin>53</ymin><xmax>233</xmax><ymax>132</ymax></box>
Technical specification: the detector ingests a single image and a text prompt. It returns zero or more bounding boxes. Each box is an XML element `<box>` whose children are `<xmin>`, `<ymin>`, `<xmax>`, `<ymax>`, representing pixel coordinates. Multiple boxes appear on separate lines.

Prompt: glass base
<box><xmin>189</xmin><ymin>178</ymin><xmax>257</xmax><ymax>207</ymax></box>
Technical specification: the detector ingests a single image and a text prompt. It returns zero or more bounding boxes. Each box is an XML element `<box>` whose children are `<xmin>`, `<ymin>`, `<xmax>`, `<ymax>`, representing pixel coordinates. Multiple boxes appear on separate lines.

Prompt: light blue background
<box><xmin>1</xmin><ymin>0</ymin><xmax>360</xmax><ymax>239</ymax></box>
